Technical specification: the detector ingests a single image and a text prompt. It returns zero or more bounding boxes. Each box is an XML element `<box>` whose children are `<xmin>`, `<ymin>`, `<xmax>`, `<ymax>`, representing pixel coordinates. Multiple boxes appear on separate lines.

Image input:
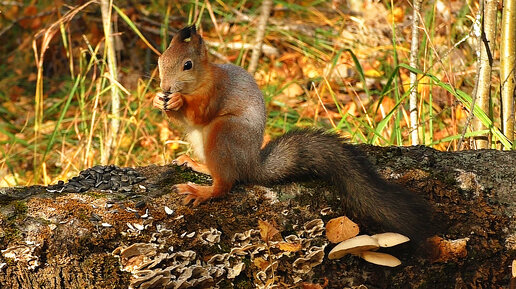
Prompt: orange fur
<box><xmin>156</xmin><ymin>26</ymin><xmax>256</xmax><ymax>205</ymax></box>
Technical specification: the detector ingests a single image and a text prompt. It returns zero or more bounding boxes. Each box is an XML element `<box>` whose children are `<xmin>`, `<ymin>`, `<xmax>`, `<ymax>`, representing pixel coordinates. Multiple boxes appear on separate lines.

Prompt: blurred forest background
<box><xmin>0</xmin><ymin>0</ymin><xmax>514</xmax><ymax>186</ymax></box>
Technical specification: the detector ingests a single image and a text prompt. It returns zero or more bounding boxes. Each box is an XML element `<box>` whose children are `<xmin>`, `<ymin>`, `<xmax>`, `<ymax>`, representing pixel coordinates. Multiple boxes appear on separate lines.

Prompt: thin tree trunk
<box><xmin>473</xmin><ymin>0</ymin><xmax>498</xmax><ymax>149</ymax></box>
<box><xmin>500</xmin><ymin>0</ymin><xmax>516</xmax><ymax>146</ymax></box>
<box><xmin>409</xmin><ymin>0</ymin><xmax>424</xmax><ymax>146</ymax></box>
<box><xmin>248</xmin><ymin>0</ymin><xmax>273</xmax><ymax>75</ymax></box>
<box><xmin>100</xmin><ymin>0</ymin><xmax>120</xmax><ymax>164</ymax></box>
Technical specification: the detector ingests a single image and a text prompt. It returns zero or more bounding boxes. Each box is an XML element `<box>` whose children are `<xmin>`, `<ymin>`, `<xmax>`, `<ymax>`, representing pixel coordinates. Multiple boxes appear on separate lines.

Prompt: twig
<box><xmin>205</xmin><ymin>40</ymin><xmax>279</xmax><ymax>57</ymax></box>
<box><xmin>0</xmin><ymin>10</ymin><xmax>54</xmax><ymax>38</ymax></box>
<box><xmin>248</xmin><ymin>0</ymin><xmax>273</xmax><ymax>74</ymax></box>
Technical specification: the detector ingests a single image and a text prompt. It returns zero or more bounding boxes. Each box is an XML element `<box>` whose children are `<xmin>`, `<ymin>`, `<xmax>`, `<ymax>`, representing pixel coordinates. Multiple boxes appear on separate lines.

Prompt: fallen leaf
<box><xmin>258</xmin><ymin>219</ymin><xmax>279</xmax><ymax>243</ymax></box>
<box><xmin>389</xmin><ymin>6</ymin><xmax>405</xmax><ymax>23</ymax></box>
<box><xmin>253</xmin><ymin>257</ymin><xmax>269</xmax><ymax>271</ymax></box>
<box><xmin>276</xmin><ymin>242</ymin><xmax>302</xmax><ymax>252</ymax></box>
<box><xmin>427</xmin><ymin>235</ymin><xmax>469</xmax><ymax>263</ymax></box>
<box><xmin>281</xmin><ymin>82</ymin><xmax>304</xmax><ymax>98</ymax></box>
<box><xmin>325</xmin><ymin>216</ymin><xmax>359</xmax><ymax>243</ymax></box>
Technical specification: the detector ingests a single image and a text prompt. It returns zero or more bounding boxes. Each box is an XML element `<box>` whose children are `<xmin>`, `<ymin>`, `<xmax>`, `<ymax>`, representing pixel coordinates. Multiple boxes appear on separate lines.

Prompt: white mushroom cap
<box><xmin>371</xmin><ymin>232</ymin><xmax>410</xmax><ymax>247</ymax></box>
<box><xmin>328</xmin><ymin>235</ymin><xmax>380</xmax><ymax>260</ymax></box>
<box><xmin>356</xmin><ymin>251</ymin><xmax>401</xmax><ymax>267</ymax></box>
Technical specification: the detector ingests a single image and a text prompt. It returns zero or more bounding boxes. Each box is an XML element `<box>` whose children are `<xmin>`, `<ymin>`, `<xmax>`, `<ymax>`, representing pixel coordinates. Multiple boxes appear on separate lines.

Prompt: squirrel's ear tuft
<box><xmin>178</xmin><ymin>25</ymin><xmax>197</xmax><ymax>42</ymax></box>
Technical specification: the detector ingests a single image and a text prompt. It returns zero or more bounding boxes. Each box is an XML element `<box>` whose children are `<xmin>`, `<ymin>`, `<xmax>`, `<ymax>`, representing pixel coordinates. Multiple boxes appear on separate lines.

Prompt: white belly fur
<box><xmin>186</xmin><ymin>128</ymin><xmax>206</xmax><ymax>162</ymax></box>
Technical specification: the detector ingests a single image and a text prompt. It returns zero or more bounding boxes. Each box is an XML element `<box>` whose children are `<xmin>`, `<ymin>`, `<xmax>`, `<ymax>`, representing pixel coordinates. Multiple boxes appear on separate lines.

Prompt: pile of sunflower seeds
<box><xmin>46</xmin><ymin>165</ymin><xmax>146</xmax><ymax>194</ymax></box>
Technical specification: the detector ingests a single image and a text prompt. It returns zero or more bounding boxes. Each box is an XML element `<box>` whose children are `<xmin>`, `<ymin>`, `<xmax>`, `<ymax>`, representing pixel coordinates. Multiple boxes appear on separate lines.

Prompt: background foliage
<box><xmin>0</xmin><ymin>0</ymin><xmax>509</xmax><ymax>186</ymax></box>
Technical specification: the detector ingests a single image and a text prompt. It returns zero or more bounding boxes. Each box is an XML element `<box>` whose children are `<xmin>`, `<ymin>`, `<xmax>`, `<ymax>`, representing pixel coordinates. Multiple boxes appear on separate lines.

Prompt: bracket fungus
<box><xmin>1</xmin><ymin>242</ymin><xmax>41</xmax><ymax>270</ymax></box>
<box><xmin>292</xmin><ymin>245</ymin><xmax>326</xmax><ymax>274</ymax></box>
<box><xmin>303</xmin><ymin>219</ymin><xmax>325</xmax><ymax>238</ymax></box>
<box><xmin>199</xmin><ymin>228</ymin><xmax>221</xmax><ymax>245</ymax></box>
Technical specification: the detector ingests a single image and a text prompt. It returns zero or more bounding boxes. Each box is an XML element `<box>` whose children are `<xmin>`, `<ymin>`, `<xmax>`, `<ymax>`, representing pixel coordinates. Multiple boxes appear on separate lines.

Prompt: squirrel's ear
<box><xmin>172</xmin><ymin>25</ymin><xmax>197</xmax><ymax>44</ymax></box>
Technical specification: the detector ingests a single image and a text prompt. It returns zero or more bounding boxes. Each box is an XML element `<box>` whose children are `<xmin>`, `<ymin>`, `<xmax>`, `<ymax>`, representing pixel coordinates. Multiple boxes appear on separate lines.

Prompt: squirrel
<box><xmin>153</xmin><ymin>25</ymin><xmax>430</xmax><ymax>239</ymax></box>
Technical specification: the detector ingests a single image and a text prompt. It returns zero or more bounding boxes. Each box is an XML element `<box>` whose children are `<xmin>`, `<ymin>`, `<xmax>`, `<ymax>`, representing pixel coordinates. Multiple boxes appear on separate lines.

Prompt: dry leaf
<box><xmin>389</xmin><ymin>6</ymin><xmax>405</xmax><ymax>23</ymax></box>
<box><xmin>325</xmin><ymin>216</ymin><xmax>359</xmax><ymax>243</ymax></box>
<box><xmin>512</xmin><ymin>259</ymin><xmax>515</xmax><ymax>278</ymax></box>
<box><xmin>276</xmin><ymin>242</ymin><xmax>302</xmax><ymax>252</ymax></box>
<box><xmin>258</xmin><ymin>220</ymin><xmax>279</xmax><ymax>243</ymax></box>
<box><xmin>281</xmin><ymin>82</ymin><xmax>304</xmax><ymax>98</ymax></box>
<box><xmin>427</xmin><ymin>236</ymin><xmax>469</xmax><ymax>263</ymax></box>
<box><xmin>253</xmin><ymin>257</ymin><xmax>269</xmax><ymax>271</ymax></box>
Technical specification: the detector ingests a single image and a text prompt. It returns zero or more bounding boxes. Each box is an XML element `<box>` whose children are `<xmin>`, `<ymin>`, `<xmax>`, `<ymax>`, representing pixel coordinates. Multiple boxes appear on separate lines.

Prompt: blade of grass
<box><xmin>43</xmin><ymin>75</ymin><xmax>81</xmax><ymax>160</ymax></box>
<box><xmin>112</xmin><ymin>4</ymin><xmax>161</xmax><ymax>56</ymax></box>
<box><xmin>400</xmin><ymin>63</ymin><xmax>512</xmax><ymax>149</ymax></box>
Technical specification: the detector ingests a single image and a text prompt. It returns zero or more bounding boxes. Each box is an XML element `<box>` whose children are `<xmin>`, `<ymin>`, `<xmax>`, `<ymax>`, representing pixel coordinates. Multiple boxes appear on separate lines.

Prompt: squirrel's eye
<box><xmin>183</xmin><ymin>60</ymin><xmax>193</xmax><ymax>71</ymax></box>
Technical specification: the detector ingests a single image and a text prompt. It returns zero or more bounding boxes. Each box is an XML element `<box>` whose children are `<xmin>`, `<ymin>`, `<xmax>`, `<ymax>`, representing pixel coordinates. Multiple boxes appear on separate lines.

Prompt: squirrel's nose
<box><xmin>160</xmin><ymin>81</ymin><xmax>171</xmax><ymax>93</ymax></box>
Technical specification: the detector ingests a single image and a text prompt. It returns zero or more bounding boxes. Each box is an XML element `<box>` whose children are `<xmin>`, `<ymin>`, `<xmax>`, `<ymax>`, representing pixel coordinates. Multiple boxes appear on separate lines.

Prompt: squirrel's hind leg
<box><xmin>173</xmin><ymin>155</ymin><xmax>211</xmax><ymax>175</ymax></box>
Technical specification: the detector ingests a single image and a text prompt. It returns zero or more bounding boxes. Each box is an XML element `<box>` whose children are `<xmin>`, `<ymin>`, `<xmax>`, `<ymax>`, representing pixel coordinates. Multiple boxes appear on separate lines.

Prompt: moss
<box><xmin>12</xmin><ymin>200</ymin><xmax>27</xmax><ymax>216</ymax></box>
<box><xmin>2</xmin><ymin>226</ymin><xmax>21</xmax><ymax>244</ymax></box>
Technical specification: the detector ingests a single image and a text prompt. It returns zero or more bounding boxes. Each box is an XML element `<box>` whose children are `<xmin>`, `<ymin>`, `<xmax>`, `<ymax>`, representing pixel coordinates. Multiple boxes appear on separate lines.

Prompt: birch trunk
<box><xmin>100</xmin><ymin>0</ymin><xmax>120</xmax><ymax>163</ymax></box>
<box><xmin>500</xmin><ymin>0</ymin><xmax>516</xmax><ymax>145</ymax></box>
<box><xmin>473</xmin><ymin>0</ymin><xmax>498</xmax><ymax>149</ymax></box>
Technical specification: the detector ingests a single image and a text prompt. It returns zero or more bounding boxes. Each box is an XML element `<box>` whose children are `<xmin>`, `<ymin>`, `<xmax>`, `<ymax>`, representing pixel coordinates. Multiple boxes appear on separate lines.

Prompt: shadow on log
<box><xmin>0</xmin><ymin>145</ymin><xmax>514</xmax><ymax>288</ymax></box>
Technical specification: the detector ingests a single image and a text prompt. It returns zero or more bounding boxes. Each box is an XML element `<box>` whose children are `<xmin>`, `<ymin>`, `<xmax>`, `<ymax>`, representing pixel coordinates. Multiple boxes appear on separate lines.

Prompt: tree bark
<box><xmin>0</xmin><ymin>146</ymin><xmax>514</xmax><ymax>288</ymax></box>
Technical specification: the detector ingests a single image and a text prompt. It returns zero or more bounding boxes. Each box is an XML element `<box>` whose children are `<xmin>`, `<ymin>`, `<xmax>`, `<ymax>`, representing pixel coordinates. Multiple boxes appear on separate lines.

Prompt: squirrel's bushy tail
<box><xmin>255</xmin><ymin>129</ymin><xmax>430</xmax><ymax>239</ymax></box>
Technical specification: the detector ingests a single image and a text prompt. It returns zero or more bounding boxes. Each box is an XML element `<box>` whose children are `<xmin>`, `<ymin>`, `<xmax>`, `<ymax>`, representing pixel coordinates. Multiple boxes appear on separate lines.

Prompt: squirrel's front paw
<box><xmin>173</xmin><ymin>155</ymin><xmax>211</xmax><ymax>175</ymax></box>
<box><xmin>153</xmin><ymin>92</ymin><xmax>183</xmax><ymax>111</ymax></box>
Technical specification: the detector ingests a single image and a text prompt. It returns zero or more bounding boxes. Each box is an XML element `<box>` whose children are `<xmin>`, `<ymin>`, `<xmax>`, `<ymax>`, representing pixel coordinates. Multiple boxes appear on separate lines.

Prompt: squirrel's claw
<box><xmin>165</xmin><ymin>94</ymin><xmax>183</xmax><ymax>111</ymax></box>
<box><xmin>152</xmin><ymin>93</ymin><xmax>165</xmax><ymax>110</ymax></box>
<box><xmin>153</xmin><ymin>92</ymin><xmax>183</xmax><ymax>111</ymax></box>
<box><xmin>173</xmin><ymin>155</ymin><xmax>211</xmax><ymax>175</ymax></box>
<box><xmin>174</xmin><ymin>183</ymin><xmax>214</xmax><ymax>206</ymax></box>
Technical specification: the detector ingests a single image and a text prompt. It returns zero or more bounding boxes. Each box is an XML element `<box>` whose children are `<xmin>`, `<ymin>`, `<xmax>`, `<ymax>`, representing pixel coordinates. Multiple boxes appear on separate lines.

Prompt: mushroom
<box><xmin>328</xmin><ymin>235</ymin><xmax>380</xmax><ymax>260</ymax></box>
<box><xmin>371</xmin><ymin>232</ymin><xmax>410</xmax><ymax>247</ymax></box>
<box><xmin>356</xmin><ymin>251</ymin><xmax>401</xmax><ymax>267</ymax></box>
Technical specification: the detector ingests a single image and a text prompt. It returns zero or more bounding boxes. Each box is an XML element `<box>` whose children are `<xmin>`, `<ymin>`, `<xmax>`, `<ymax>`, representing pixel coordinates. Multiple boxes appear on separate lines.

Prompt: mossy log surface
<box><xmin>0</xmin><ymin>145</ymin><xmax>514</xmax><ymax>288</ymax></box>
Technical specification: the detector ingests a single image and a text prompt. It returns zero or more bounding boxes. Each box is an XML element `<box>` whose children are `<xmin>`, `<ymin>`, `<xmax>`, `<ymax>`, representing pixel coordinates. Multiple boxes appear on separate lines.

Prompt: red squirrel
<box><xmin>153</xmin><ymin>26</ymin><xmax>430</xmax><ymax>238</ymax></box>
